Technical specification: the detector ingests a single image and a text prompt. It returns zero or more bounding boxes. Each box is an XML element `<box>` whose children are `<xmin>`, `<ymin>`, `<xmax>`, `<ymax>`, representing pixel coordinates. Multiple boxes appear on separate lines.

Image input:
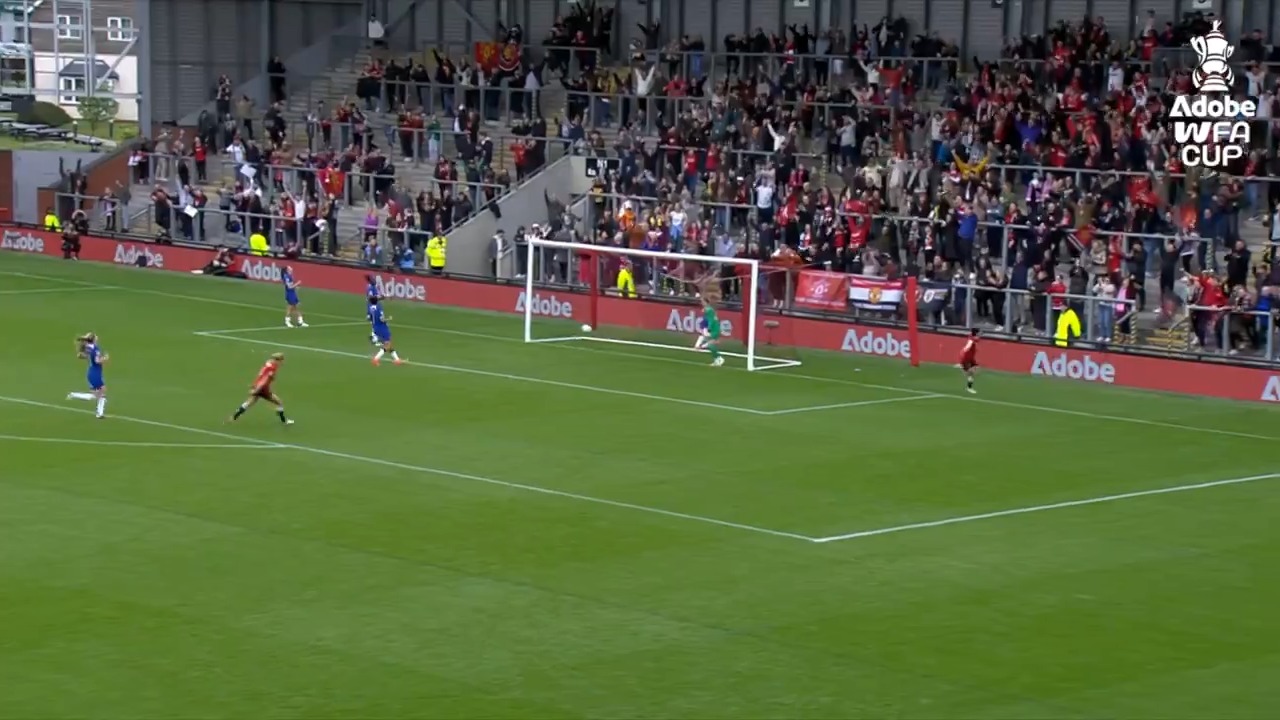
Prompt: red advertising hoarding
<box><xmin>5</xmin><ymin>226</ymin><xmax>1280</xmax><ymax>404</ymax></box>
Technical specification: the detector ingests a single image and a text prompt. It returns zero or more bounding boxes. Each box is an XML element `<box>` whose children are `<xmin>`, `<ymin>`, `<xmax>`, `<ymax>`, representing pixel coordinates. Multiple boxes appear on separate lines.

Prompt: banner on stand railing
<box><xmin>848</xmin><ymin>276</ymin><xmax>906</xmax><ymax>311</ymax></box>
<box><xmin>793</xmin><ymin>270</ymin><xmax>850</xmax><ymax>311</ymax></box>
<box><xmin>918</xmin><ymin>280</ymin><xmax>951</xmax><ymax>317</ymax></box>
<box><xmin>474</xmin><ymin>42</ymin><xmax>522</xmax><ymax>73</ymax></box>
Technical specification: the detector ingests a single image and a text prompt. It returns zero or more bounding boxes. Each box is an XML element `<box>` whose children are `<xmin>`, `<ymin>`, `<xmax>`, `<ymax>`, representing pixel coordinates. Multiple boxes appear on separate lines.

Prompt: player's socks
<box><xmin>276</xmin><ymin>408</ymin><xmax>290</xmax><ymax>424</ymax></box>
<box><xmin>231</xmin><ymin>402</ymin><xmax>249</xmax><ymax>420</ymax></box>
<box><xmin>96</xmin><ymin>397</ymin><xmax>107</xmax><ymax>417</ymax></box>
<box><xmin>67</xmin><ymin>392</ymin><xmax>95</xmax><ymax>401</ymax></box>
<box><xmin>966</xmin><ymin>377</ymin><xmax>976</xmax><ymax>394</ymax></box>
<box><xmin>390</xmin><ymin>351</ymin><xmax>400</xmax><ymax>361</ymax></box>
<box><xmin>285</xmin><ymin>317</ymin><xmax>294</xmax><ymax>328</ymax></box>
<box><xmin>374</xmin><ymin>349</ymin><xmax>385</xmax><ymax>361</ymax></box>
<box><xmin>297</xmin><ymin>317</ymin><xmax>308</xmax><ymax>327</ymax></box>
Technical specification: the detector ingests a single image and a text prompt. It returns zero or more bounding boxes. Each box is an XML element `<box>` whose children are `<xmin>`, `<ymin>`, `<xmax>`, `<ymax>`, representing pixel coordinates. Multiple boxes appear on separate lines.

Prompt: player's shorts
<box><xmin>961</xmin><ymin>358</ymin><xmax>977</xmax><ymax>371</ymax></box>
<box><xmin>285</xmin><ymin>291</ymin><xmax>299</xmax><ymax>306</ymax></box>
<box><xmin>87</xmin><ymin>372</ymin><xmax>104</xmax><ymax>391</ymax></box>
<box><xmin>373</xmin><ymin>326</ymin><xmax>392</xmax><ymax>343</ymax></box>
<box><xmin>253</xmin><ymin>385</ymin><xmax>275</xmax><ymax>400</ymax></box>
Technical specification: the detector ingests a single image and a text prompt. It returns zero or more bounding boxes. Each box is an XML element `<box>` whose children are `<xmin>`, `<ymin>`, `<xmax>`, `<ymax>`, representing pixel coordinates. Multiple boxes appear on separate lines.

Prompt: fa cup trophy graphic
<box><xmin>1190</xmin><ymin>20</ymin><xmax>1234</xmax><ymax>94</ymax></box>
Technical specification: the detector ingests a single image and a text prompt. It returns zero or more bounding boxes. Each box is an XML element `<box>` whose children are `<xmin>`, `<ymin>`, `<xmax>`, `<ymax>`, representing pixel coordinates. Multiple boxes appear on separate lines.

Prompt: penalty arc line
<box><xmin>6</xmin><ymin>270</ymin><xmax>1276</xmax><ymax>439</ymax></box>
<box><xmin>0</xmin><ymin>396</ymin><xmax>815</xmax><ymax>543</ymax></box>
<box><xmin>811</xmin><ymin>472</ymin><xmax>1280</xmax><ymax>543</ymax></box>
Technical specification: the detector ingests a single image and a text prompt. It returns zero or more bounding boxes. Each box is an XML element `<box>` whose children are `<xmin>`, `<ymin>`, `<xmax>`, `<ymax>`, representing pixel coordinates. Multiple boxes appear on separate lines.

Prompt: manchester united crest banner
<box><xmin>848</xmin><ymin>276</ymin><xmax>906</xmax><ymax>311</ymax></box>
<box><xmin>794</xmin><ymin>270</ymin><xmax>851</xmax><ymax>311</ymax></box>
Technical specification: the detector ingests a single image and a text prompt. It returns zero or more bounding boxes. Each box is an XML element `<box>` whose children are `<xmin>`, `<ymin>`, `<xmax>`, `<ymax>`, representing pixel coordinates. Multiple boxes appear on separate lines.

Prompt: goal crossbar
<box><xmin>523</xmin><ymin>238</ymin><xmax>801</xmax><ymax>371</ymax></box>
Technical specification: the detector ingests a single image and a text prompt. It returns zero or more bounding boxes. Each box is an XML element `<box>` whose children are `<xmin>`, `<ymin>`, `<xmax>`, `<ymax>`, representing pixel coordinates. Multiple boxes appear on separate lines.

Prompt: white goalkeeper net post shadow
<box><xmin>523</xmin><ymin>238</ymin><xmax>802</xmax><ymax>371</ymax></box>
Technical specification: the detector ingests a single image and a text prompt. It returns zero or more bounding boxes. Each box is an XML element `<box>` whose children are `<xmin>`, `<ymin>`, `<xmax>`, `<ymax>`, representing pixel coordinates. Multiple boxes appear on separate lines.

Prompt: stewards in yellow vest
<box><xmin>43</xmin><ymin>208</ymin><xmax>60</xmax><ymax>231</ymax></box>
<box><xmin>426</xmin><ymin>234</ymin><xmax>447</xmax><ymax>274</ymax></box>
<box><xmin>249</xmin><ymin>232</ymin><xmax>270</xmax><ymax>256</ymax></box>
<box><xmin>616</xmin><ymin>261</ymin><xmax>636</xmax><ymax>297</ymax></box>
<box><xmin>1055</xmin><ymin>306</ymin><xmax>1081</xmax><ymax>348</ymax></box>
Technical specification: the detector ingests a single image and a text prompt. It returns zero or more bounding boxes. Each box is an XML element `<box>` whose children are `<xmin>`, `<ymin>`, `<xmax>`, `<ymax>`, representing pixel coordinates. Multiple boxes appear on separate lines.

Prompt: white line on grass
<box><xmin>761</xmin><ymin>394</ymin><xmax>946</xmax><ymax>416</ymax></box>
<box><xmin>811</xmin><ymin>472</ymin><xmax>1280</xmax><ymax>543</ymax></box>
<box><xmin>0</xmin><ymin>395</ymin><xmax>814</xmax><ymax>543</ymax></box>
<box><xmin>0</xmin><ymin>433</ymin><xmax>281</xmax><ymax>449</ymax></box>
<box><xmin>7</xmin><ymin>269</ymin><xmax>1276</xmax><ymax>439</ymax></box>
<box><xmin>193</xmin><ymin>321</ymin><xmax>368</xmax><ymax>334</ymax></box>
<box><xmin>196</xmin><ymin>330</ymin><xmax>774</xmax><ymax>416</ymax></box>
<box><xmin>0</xmin><ymin>285</ymin><xmax>118</xmax><ymax>296</ymax></box>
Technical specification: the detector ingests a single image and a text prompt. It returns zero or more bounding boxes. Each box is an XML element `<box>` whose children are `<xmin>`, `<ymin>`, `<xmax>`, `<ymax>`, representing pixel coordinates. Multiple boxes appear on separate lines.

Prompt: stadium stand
<box><xmin>54</xmin><ymin>8</ymin><xmax>1280</xmax><ymax>359</ymax></box>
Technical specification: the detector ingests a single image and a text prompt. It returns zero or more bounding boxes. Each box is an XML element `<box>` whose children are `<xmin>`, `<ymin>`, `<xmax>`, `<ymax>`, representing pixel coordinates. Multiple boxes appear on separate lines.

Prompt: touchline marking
<box><xmin>197</xmin><ymin>331</ymin><xmax>773</xmax><ymax>416</ymax></box>
<box><xmin>0</xmin><ymin>395</ymin><xmax>813</xmax><ymax>542</ymax></box>
<box><xmin>762</xmin><ymin>394</ymin><xmax>946</xmax><ymax>416</ymax></box>
<box><xmin>0</xmin><ymin>433</ymin><xmax>280</xmax><ymax>449</ymax></box>
<box><xmin>6</xmin><ymin>269</ymin><xmax>1276</xmax><ymax>439</ymax></box>
<box><xmin>811</xmin><ymin>473</ymin><xmax>1280</xmax><ymax>543</ymax></box>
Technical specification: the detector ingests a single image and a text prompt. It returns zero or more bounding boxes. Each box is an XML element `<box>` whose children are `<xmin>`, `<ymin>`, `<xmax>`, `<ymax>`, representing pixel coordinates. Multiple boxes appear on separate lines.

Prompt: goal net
<box><xmin>522</xmin><ymin>238</ymin><xmax>801</xmax><ymax>371</ymax></box>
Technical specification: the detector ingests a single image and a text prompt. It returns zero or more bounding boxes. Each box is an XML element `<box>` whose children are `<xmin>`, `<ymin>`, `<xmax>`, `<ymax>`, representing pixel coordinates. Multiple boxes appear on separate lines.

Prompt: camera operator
<box><xmin>61</xmin><ymin>210</ymin><xmax>86</xmax><ymax>260</ymax></box>
<box><xmin>199</xmin><ymin>245</ymin><xmax>246</xmax><ymax>278</ymax></box>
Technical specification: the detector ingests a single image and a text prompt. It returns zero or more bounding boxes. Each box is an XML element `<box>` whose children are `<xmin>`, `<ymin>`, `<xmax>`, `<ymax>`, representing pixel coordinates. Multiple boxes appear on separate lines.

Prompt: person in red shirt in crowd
<box><xmin>1048</xmin><ymin>273</ymin><xmax>1068</xmax><ymax>329</ymax></box>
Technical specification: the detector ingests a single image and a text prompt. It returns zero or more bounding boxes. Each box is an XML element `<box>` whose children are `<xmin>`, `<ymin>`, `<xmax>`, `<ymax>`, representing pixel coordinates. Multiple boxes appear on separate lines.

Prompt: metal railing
<box><xmin>57</xmin><ymin>184</ymin><xmax>506</xmax><ymax>261</ymax></box>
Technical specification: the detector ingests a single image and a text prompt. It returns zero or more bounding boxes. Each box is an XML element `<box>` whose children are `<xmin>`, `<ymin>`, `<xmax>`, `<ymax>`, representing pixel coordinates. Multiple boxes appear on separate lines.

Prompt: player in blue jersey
<box><xmin>282</xmin><ymin>265</ymin><xmax>307</xmax><ymax>328</ymax></box>
<box><xmin>67</xmin><ymin>333</ymin><xmax>109</xmax><ymax>418</ymax></box>
<box><xmin>368</xmin><ymin>298</ymin><xmax>402</xmax><ymax>366</ymax></box>
<box><xmin>365</xmin><ymin>274</ymin><xmax>381</xmax><ymax>344</ymax></box>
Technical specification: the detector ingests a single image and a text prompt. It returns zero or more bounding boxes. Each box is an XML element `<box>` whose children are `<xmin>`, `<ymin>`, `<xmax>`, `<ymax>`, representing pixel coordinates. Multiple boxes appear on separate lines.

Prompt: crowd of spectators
<box><xmin>90</xmin><ymin>52</ymin><xmax>522</xmax><ymax>264</ymax></box>
<box><xmin>50</xmin><ymin>9</ymin><xmax>1280</xmax><ymax>358</ymax></box>
<box><xmin>525</xmin><ymin>10</ymin><xmax>1280</xmax><ymax>357</ymax></box>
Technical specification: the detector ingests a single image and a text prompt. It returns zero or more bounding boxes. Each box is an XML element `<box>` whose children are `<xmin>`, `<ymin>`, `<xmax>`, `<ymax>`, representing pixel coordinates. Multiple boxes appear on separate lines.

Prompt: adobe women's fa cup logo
<box><xmin>1171</xmin><ymin>21</ymin><xmax>1256</xmax><ymax>168</ymax></box>
<box><xmin>1190</xmin><ymin>20</ymin><xmax>1233</xmax><ymax>93</ymax></box>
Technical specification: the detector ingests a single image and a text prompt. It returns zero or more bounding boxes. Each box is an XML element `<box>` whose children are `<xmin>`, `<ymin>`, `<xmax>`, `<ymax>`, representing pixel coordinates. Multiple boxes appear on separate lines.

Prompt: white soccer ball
<box><xmin>581</xmin><ymin>324</ymin><xmax>593</xmax><ymax>333</ymax></box>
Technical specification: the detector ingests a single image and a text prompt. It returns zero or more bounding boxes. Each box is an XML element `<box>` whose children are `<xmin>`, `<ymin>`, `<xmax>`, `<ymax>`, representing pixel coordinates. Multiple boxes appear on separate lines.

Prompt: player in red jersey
<box><xmin>960</xmin><ymin>329</ymin><xmax>979</xmax><ymax>394</ymax></box>
<box><xmin>229</xmin><ymin>352</ymin><xmax>294</xmax><ymax>424</ymax></box>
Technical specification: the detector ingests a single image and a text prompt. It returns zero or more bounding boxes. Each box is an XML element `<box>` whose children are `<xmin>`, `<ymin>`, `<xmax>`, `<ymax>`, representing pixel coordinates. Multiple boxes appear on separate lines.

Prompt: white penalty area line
<box><xmin>0</xmin><ymin>395</ymin><xmax>813</xmax><ymax>542</ymax></box>
<box><xmin>811</xmin><ymin>472</ymin><xmax>1280</xmax><ymax>544</ymax></box>
<box><xmin>196</xmin><ymin>331</ymin><xmax>778</xmax><ymax>417</ymax></box>
<box><xmin>199</xmin><ymin>327</ymin><xmax>922</xmax><ymax>416</ymax></box>
<box><xmin>6</xmin><ymin>269</ymin><xmax>1276</xmax><ymax>438</ymax></box>
<box><xmin>0</xmin><ymin>433</ymin><xmax>280</xmax><ymax>449</ymax></box>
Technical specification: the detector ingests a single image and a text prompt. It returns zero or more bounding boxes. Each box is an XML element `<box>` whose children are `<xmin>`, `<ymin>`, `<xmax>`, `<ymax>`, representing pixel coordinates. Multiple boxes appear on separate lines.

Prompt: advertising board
<box><xmin>6</xmin><ymin>228</ymin><xmax>1280</xmax><ymax>403</ymax></box>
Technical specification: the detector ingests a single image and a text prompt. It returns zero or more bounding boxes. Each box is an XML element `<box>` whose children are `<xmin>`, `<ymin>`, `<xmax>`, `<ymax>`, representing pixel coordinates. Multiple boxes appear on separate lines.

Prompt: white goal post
<box><xmin>522</xmin><ymin>238</ymin><xmax>802</xmax><ymax>371</ymax></box>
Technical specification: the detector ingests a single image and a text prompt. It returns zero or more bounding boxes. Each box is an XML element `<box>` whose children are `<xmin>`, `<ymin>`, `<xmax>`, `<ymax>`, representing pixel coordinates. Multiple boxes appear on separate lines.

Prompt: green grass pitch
<box><xmin>1</xmin><ymin>252</ymin><xmax>1279</xmax><ymax>719</ymax></box>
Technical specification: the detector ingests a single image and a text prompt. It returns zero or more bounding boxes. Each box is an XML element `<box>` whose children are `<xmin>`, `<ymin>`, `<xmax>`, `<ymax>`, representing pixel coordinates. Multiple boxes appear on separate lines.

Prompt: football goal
<box><xmin>522</xmin><ymin>237</ymin><xmax>802</xmax><ymax>371</ymax></box>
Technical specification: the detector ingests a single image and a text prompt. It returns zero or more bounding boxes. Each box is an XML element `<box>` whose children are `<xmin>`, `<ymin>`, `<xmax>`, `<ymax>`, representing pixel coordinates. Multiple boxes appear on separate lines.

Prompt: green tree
<box><xmin>77</xmin><ymin>95</ymin><xmax>119</xmax><ymax>135</ymax></box>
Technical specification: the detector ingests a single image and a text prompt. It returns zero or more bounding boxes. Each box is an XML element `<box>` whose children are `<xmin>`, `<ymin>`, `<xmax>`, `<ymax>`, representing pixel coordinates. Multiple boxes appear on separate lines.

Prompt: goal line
<box><xmin>522</xmin><ymin>238</ymin><xmax>802</xmax><ymax>372</ymax></box>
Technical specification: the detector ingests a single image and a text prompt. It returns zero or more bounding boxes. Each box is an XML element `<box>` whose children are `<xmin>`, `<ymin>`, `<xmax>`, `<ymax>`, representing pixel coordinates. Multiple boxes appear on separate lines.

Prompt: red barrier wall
<box><xmin>5</xmin><ymin>226</ymin><xmax>1280</xmax><ymax>404</ymax></box>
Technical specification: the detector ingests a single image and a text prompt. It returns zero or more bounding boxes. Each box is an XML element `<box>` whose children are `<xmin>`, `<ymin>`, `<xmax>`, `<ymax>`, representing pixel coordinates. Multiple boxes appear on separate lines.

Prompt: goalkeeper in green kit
<box><xmin>694</xmin><ymin>295</ymin><xmax>725</xmax><ymax>367</ymax></box>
